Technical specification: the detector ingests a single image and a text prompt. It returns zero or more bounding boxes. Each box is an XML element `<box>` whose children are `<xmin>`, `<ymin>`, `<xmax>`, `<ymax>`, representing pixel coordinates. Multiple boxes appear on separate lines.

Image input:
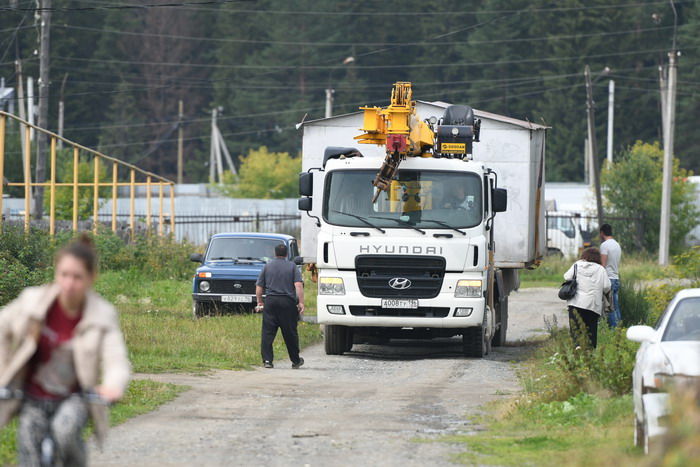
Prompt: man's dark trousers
<box><xmin>261</xmin><ymin>295</ymin><xmax>300</xmax><ymax>364</ymax></box>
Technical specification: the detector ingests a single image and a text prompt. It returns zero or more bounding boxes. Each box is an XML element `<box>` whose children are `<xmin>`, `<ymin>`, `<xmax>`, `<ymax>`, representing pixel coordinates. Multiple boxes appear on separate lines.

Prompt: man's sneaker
<box><xmin>263</xmin><ymin>361</ymin><xmax>274</xmax><ymax>369</ymax></box>
<box><xmin>292</xmin><ymin>357</ymin><xmax>304</xmax><ymax>369</ymax></box>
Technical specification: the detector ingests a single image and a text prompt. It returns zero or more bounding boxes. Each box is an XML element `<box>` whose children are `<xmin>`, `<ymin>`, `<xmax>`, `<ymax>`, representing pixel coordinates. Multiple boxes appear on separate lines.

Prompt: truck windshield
<box><xmin>323</xmin><ymin>169</ymin><xmax>483</xmax><ymax>229</ymax></box>
<box><xmin>206</xmin><ymin>238</ymin><xmax>284</xmax><ymax>262</ymax></box>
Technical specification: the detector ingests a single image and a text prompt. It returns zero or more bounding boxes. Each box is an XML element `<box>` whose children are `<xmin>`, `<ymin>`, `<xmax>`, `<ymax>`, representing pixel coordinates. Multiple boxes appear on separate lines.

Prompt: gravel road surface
<box><xmin>93</xmin><ymin>288</ymin><xmax>565</xmax><ymax>466</ymax></box>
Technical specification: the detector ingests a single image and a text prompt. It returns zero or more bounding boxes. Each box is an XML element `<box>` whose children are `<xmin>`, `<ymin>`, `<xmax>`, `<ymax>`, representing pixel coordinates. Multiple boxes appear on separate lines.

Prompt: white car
<box><xmin>627</xmin><ymin>288</ymin><xmax>700</xmax><ymax>453</ymax></box>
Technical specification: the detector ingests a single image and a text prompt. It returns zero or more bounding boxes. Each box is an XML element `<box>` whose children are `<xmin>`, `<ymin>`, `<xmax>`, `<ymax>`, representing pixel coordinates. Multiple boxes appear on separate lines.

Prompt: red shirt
<box><xmin>26</xmin><ymin>300</ymin><xmax>82</xmax><ymax>400</ymax></box>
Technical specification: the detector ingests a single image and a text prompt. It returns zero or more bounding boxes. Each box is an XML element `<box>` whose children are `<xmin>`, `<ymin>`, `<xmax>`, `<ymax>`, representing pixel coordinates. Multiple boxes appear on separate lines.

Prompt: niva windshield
<box><xmin>206</xmin><ymin>238</ymin><xmax>283</xmax><ymax>262</ymax></box>
<box><xmin>323</xmin><ymin>170</ymin><xmax>483</xmax><ymax>229</ymax></box>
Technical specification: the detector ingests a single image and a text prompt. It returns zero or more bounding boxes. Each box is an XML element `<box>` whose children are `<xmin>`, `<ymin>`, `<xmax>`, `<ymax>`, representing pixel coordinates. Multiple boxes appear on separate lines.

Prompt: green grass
<box><xmin>446</xmin><ymin>395</ymin><xmax>641</xmax><ymax>466</ymax></box>
<box><xmin>0</xmin><ymin>379</ymin><xmax>186</xmax><ymax>466</ymax></box>
<box><xmin>95</xmin><ymin>270</ymin><xmax>323</xmax><ymax>373</ymax></box>
<box><xmin>520</xmin><ymin>254</ymin><xmax>669</xmax><ymax>286</ymax></box>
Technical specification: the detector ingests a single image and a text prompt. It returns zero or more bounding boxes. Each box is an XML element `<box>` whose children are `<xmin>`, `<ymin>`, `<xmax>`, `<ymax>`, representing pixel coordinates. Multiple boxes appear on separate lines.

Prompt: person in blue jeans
<box><xmin>599</xmin><ymin>224</ymin><xmax>622</xmax><ymax>327</ymax></box>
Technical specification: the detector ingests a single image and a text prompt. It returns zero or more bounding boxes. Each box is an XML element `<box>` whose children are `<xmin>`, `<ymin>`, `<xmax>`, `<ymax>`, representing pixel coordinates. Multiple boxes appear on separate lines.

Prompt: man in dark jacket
<box><xmin>255</xmin><ymin>243</ymin><xmax>305</xmax><ymax>369</ymax></box>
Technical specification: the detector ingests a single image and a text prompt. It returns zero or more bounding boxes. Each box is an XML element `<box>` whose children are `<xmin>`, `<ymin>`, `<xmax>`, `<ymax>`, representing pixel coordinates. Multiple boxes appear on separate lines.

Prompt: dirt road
<box><xmin>93</xmin><ymin>288</ymin><xmax>564</xmax><ymax>466</ymax></box>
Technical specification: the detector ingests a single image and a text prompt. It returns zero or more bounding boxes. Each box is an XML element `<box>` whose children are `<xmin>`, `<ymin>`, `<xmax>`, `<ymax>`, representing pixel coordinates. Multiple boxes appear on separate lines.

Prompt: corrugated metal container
<box><xmin>298</xmin><ymin>100</ymin><xmax>548</xmax><ymax>269</ymax></box>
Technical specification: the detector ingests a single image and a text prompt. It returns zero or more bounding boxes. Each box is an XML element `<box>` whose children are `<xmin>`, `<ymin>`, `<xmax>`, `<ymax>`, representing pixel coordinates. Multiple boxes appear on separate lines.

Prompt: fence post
<box><xmin>255</xmin><ymin>212</ymin><xmax>260</xmax><ymax>232</ymax></box>
<box><xmin>24</xmin><ymin>125</ymin><xmax>31</xmax><ymax>233</ymax></box>
<box><xmin>49</xmin><ymin>136</ymin><xmax>56</xmax><ymax>236</ymax></box>
<box><xmin>130</xmin><ymin>169</ymin><xmax>135</xmax><ymax>242</ymax></box>
<box><xmin>170</xmin><ymin>183</ymin><xmax>175</xmax><ymax>237</ymax></box>
<box><xmin>158</xmin><ymin>181</ymin><xmax>164</xmax><ymax>237</ymax></box>
<box><xmin>146</xmin><ymin>175</ymin><xmax>152</xmax><ymax>237</ymax></box>
<box><xmin>72</xmin><ymin>146</ymin><xmax>79</xmax><ymax>232</ymax></box>
<box><xmin>0</xmin><ymin>114</ymin><xmax>5</xmax><ymax>231</ymax></box>
<box><xmin>93</xmin><ymin>156</ymin><xmax>100</xmax><ymax>234</ymax></box>
<box><xmin>112</xmin><ymin>161</ymin><xmax>117</xmax><ymax>233</ymax></box>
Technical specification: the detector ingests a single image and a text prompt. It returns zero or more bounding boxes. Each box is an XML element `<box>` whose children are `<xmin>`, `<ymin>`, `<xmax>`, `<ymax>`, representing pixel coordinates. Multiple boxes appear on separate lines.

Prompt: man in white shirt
<box><xmin>600</xmin><ymin>224</ymin><xmax>622</xmax><ymax>327</ymax></box>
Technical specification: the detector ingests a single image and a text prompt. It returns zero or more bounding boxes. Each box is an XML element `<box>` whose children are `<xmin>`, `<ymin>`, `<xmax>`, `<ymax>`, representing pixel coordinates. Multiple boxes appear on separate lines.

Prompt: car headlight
<box><xmin>455</xmin><ymin>279</ymin><xmax>482</xmax><ymax>298</ymax></box>
<box><xmin>199</xmin><ymin>280</ymin><xmax>211</xmax><ymax>292</ymax></box>
<box><xmin>319</xmin><ymin>277</ymin><xmax>345</xmax><ymax>295</ymax></box>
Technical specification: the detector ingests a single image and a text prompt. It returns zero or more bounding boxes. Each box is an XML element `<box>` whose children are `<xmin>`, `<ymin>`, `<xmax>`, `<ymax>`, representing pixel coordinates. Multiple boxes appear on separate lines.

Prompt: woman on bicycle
<box><xmin>0</xmin><ymin>234</ymin><xmax>131</xmax><ymax>466</ymax></box>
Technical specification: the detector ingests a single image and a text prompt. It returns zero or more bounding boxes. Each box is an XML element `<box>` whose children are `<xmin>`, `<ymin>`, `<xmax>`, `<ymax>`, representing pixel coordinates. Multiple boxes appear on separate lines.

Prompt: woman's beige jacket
<box><xmin>0</xmin><ymin>283</ymin><xmax>131</xmax><ymax>430</ymax></box>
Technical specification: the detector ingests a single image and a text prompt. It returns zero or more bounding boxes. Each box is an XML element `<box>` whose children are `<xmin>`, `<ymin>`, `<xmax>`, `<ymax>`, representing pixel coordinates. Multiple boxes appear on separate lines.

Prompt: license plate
<box><xmin>221</xmin><ymin>295</ymin><xmax>253</xmax><ymax>303</ymax></box>
<box><xmin>382</xmin><ymin>299</ymin><xmax>418</xmax><ymax>309</ymax></box>
<box><xmin>441</xmin><ymin>142</ymin><xmax>466</xmax><ymax>153</ymax></box>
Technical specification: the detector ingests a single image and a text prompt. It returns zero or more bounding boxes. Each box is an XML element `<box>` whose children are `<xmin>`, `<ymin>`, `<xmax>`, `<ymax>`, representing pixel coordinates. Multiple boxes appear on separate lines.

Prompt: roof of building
<box><xmin>297</xmin><ymin>99</ymin><xmax>549</xmax><ymax>130</ymax></box>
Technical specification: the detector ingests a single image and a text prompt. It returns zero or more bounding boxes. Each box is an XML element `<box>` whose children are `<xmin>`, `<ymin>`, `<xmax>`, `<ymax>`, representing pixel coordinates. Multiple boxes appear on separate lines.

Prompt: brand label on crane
<box><xmin>441</xmin><ymin>143</ymin><xmax>466</xmax><ymax>153</ymax></box>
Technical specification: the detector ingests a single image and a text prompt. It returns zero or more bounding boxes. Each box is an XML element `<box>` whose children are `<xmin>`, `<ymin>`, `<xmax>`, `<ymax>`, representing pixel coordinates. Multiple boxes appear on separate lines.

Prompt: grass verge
<box><xmin>95</xmin><ymin>270</ymin><xmax>323</xmax><ymax>373</ymax></box>
<box><xmin>0</xmin><ymin>379</ymin><xmax>187</xmax><ymax>466</ymax></box>
<box><xmin>447</xmin><ymin>394</ymin><xmax>640</xmax><ymax>466</ymax></box>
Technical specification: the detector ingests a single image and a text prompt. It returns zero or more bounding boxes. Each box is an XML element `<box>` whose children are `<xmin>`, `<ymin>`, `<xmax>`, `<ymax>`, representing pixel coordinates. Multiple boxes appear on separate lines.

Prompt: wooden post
<box><xmin>146</xmin><ymin>175</ymin><xmax>152</xmax><ymax>237</ymax></box>
<box><xmin>130</xmin><ymin>169</ymin><xmax>135</xmax><ymax>242</ymax></box>
<box><xmin>0</xmin><ymin>114</ymin><xmax>5</xmax><ymax>231</ymax></box>
<box><xmin>72</xmin><ymin>146</ymin><xmax>79</xmax><ymax>232</ymax></box>
<box><xmin>158</xmin><ymin>181</ymin><xmax>164</xmax><ymax>237</ymax></box>
<box><xmin>93</xmin><ymin>156</ymin><xmax>99</xmax><ymax>234</ymax></box>
<box><xmin>170</xmin><ymin>183</ymin><xmax>175</xmax><ymax>237</ymax></box>
<box><xmin>24</xmin><ymin>125</ymin><xmax>31</xmax><ymax>233</ymax></box>
<box><xmin>112</xmin><ymin>161</ymin><xmax>118</xmax><ymax>232</ymax></box>
<box><xmin>49</xmin><ymin>136</ymin><xmax>56</xmax><ymax>235</ymax></box>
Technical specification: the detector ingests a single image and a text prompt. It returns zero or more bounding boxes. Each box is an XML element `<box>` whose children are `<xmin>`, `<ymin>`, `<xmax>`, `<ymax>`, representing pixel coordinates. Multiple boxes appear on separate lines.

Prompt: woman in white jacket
<box><xmin>563</xmin><ymin>247</ymin><xmax>611</xmax><ymax>348</ymax></box>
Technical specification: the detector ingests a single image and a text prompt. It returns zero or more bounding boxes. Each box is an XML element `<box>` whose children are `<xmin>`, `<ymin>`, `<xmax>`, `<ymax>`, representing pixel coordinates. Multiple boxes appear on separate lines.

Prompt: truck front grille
<box><xmin>355</xmin><ymin>255</ymin><xmax>446</xmax><ymax>299</ymax></box>
<box><xmin>209</xmin><ymin>279</ymin><xmax>256</xmax><ymax>294</ymax></box>
<box><xmin>349</xmin><ymin>306</ymin><xmax>450</xmax><ymax>318</ymax></box>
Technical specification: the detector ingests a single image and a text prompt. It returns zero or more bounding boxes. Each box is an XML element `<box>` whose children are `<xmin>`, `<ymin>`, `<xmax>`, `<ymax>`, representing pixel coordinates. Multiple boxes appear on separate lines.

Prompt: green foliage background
<box><xmin>601</xmin><ymin>141</ymin><xmax>699</xmax><ymax>255</ymax></box>
<box><xmin>1</xmin><ymin>0</ymin><xmax>699</xmax><ymax>182</ymax></box>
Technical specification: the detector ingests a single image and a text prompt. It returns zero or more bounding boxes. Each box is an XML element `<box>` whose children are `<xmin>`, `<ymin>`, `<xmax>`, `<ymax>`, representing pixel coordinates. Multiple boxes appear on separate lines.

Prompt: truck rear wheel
<box><xmin>462</xmin><ymin>311</ymin><xmax>489</xmax><ymax>358</ymax></box>
<box><xmin>325</xmin><ymin>325</ymin><xmax>348</xmax><ymax>355</ymax></box>
<box><xmin>492</xmin><ymin>296</ymin><xmax>508</xmax><ymax>347</ymax></box>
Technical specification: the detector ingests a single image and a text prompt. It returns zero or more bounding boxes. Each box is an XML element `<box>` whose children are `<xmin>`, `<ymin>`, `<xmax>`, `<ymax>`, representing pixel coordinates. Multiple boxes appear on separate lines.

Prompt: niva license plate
<box><xmin>221</xmin><ymin>295</ymin><xmax>253</xmax><ymax>303</ymax></box>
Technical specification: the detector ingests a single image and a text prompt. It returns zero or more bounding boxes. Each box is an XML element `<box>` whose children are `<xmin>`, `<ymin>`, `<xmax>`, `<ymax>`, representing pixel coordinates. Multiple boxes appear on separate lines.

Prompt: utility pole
<box><xmin>15</xmin><ymin>58</ymin><xmax>28</xmax><ymax>181</ymax></box>
<box><xmin>606</xmin><ymin>80</ymin><xmax>615</xmax><ymax>164</ymax></box>
<box><xmin>27</xmin><ymin>76</ymin><xmax>34</xmax><ymax>138</ymax></box>
<box><xmin>324</xmin><ymin>88</ymin><xmax>334</xmax><ymax>119</ymax></box>
<box><xmin>659</xmin><ymin>65</ymin><xmax>668</xmax><ymax>142</ymax></box>
<box><xmin>584</xmin><ymin>65</ymin><xmax>605</xmax><ymax>228</ymax></box>
<box><xmin>34</xmin><ymin>0</ymin><xmax>51</xmax><ymax>219</ymax></box>
<box><xmin>177</xmin><ymin>100</ymin><xmax>183</xmax><ymax>184</ymax></box>
<box><xmin>58</xmin><ymin>73</ymin><xmax>67</xmax><ymax>149</ymax></box>
<box><xmin>209</xmin><ymin>108</ymin><xmax>217</xmax><ymax>183</ymax></box>
<box><xmin>658</xmin><ymin>51</ymin><xmax>679</xmax><ymax>266</ymax></box>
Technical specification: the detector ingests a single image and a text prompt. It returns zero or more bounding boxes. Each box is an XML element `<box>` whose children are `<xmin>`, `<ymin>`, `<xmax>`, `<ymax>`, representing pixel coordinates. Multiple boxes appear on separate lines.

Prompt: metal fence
<box><xmin>545</xmin><ymin>212</ymin><xmax>643</xmax><ymax>258</ymax></box>
<box><xmin>0</xmin><ymin>111</ymin><xmax>175</xmax><ymax>239</ymax></box>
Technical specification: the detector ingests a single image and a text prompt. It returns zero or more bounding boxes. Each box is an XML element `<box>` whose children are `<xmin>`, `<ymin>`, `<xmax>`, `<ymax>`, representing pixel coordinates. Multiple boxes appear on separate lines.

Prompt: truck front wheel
<box><xmin>325</xmin><ymin>325</ymin><xmax>348</xmax><ymax>355</ymax></box>
<box><xmin>462</xmin><ymin>311</ymin><xmax>489</xmax><ymax>358</ymax></box>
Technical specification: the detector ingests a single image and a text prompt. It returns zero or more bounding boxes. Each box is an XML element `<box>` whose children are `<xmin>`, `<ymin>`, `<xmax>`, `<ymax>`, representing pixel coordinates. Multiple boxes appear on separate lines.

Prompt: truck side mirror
<box><xmin>492</xmin><ymin>188</ymin><xmax>507</xmax><ymax>213</ymax></box>
<box><xmin>190</xmin><ymin>253</ymin><xmax>203</xmax><ymax>263</ymax></box>
<box><xmin>298</xmin><ymin>197</ymin><xmax>312</xmax><ymax>212</ymax></box>
<box><xmin>299</xmin><ymin>172</ymin><xmax>313</xmax><ymax>197</ymax></box>
<box><xmin>293</xmin><ymin>256</ymin><xmax>304</xmax><ymax>265</ymax></box>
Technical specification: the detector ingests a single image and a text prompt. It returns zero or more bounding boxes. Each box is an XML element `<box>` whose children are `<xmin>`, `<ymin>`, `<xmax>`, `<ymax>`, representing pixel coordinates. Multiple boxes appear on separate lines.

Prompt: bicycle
<box><xmin>0</xmin><ymin>388</ymin><xmax>111</xmax><ymax>467</ymax></box>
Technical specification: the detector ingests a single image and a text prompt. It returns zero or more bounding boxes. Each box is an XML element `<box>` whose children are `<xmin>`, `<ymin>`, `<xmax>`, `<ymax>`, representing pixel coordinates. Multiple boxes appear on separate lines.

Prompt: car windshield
<box><xmin>323</xmin><ymin>169</ymin><xmax>483</xmax><ymax>229</ymax></box>
<box><xmin>663</xmin><ymin>297</ymin><xmax>700</xmax><ymax>341</ymax></box>
<box><xmin>205</xmin><ymin>238</ymin><xmax>284</xmax><ymax>262</ymax></box>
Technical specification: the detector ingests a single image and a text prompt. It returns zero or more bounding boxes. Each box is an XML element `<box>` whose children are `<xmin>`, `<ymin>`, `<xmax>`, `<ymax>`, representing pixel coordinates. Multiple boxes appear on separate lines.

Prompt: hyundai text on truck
<box><xmin>297</xmin><ymin>82</ymin><xmax>547</xmax><ymax>357</ymax></box>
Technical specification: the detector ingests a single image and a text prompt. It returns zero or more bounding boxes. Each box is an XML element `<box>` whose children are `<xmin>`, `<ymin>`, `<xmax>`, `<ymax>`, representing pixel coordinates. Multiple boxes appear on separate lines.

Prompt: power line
<box><xmin>53</xmin><ymin>22</ymin><xmax>690</xmax><ymax>48</ymax></box>
<box><xmin>50</xmin><ymin>46</ymin><xmax>694</xmax><ymax>72</ymax></box>
<box><xmin>0</xmin><ymin>0</ymin><xmax>255</xmax><ymax>12</ymax></box>
<box><xmin>68</xmin><ymin>0</ymin><xmax>695</xmax><ymax>15</ymax></box>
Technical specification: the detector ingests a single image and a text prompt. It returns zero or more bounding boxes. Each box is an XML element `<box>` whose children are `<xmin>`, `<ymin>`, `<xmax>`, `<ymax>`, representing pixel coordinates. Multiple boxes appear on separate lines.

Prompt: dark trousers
<box><xmin>568</xmin><ymin>306</ymin><xmax>599</xmax><ymax>348</ymax></box>
<box><xmin>261</xmin><ymin>295</ymin><xmax>301</xmax><ymax>364</ymax></box>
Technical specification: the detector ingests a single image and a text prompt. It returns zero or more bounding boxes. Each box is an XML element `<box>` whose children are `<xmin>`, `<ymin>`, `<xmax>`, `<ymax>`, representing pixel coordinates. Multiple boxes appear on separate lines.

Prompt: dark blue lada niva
<box><xmin>189</xmin><ymin>232</ymin><xmax>301</xmax><ymax>318</ymax></box>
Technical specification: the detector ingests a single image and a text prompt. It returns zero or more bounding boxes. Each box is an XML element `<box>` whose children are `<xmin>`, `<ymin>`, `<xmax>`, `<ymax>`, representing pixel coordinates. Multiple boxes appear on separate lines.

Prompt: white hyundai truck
<box><xmin>297</xmin><ymin>83</ymin><xmax>547</xmax><ymax>357</ymax></box>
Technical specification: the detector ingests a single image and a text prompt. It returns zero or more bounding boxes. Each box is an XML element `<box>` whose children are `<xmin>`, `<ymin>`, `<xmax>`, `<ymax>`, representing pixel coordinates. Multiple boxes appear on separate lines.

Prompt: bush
<box><xmin>618</xmin><ymin>280</ymin><xmax>652</xmax><ymax>326</ymax></box>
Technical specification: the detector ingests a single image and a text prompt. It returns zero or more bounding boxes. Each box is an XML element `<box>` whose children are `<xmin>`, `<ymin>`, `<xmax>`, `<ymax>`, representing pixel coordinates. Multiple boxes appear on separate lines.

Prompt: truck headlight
<box><xmin>319</xmin><ymin>277</ymin><xmax>345</xmax><ymax>295</ymax></box>
<box><xmin>455</xmin><ymin>279</ymin><xmax>482</xmax><ymax>298</ymax></box>
<box><xmin>199</xmin><ymin>280</ymin><xmax>211</xmax><ymax>292</ymax></box>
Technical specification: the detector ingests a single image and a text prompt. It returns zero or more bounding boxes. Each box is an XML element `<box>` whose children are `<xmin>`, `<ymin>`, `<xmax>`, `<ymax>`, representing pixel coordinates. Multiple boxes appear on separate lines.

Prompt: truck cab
<box><xmin>189</xmin><ymin>232</ymin><xmax>301</xmax><ymax>318</ymax></box>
